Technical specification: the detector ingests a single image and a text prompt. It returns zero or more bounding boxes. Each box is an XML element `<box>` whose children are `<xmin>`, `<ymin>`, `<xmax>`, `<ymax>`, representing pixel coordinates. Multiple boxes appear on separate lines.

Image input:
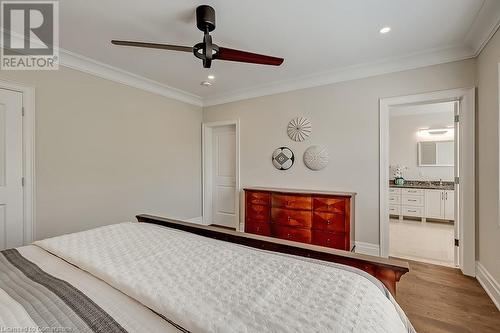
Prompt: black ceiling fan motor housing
<box><xmin>196</xmin><ymin>5</ymin><xmax>216</xmax><ymax>32</ymax></box>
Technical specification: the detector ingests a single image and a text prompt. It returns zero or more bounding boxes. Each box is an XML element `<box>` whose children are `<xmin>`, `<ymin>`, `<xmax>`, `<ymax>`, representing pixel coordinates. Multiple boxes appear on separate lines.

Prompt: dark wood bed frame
<box><xmin>136</xmin><ymin>214</ymin><xmax>409</xmax><ymax>295</ymax></box>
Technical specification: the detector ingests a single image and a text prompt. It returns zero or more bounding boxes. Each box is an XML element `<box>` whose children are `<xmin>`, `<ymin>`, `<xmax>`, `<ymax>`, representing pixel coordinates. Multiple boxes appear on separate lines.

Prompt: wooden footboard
<box><xmin>136</xmin><ymin>214</ymin><xmax>409</xmax><ymax>295</ymax></box>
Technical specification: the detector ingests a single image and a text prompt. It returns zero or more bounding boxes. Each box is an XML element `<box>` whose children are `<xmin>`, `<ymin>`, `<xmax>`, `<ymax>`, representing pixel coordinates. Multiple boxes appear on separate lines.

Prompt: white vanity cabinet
<box><xmin>424</xmin><ymin>189</ymin><xmax>454</xmax><ymax>220</ymax></box>
<box><xmin>425</xmin><ymin>190</ymin><xmax>444</xmax><ymax>218</ymax></box>
<box><xmin>443</xmin><ymin>190</ymin><xmax>454</xmax><ymax>220</ymax></box>
<box><xmin>389</xmin><ymin>186</ymin><xmax>454</xmax><ymax>221</ymax></box>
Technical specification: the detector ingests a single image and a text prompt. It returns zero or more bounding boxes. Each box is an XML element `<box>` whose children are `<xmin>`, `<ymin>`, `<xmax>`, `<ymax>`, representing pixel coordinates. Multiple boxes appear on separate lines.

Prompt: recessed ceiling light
<box><xmin>207</xmin><ymin>75</ymin><xmax>215</xmax><ymax>80</ymax></box>
<box><xmin>200</xmin><ymin>81</ymin><xmax>212</xmax><ymax>87</ymax></box>
<box><xmin>379</xmin><ymin>26</ymin><xmax>391</xmax><ymax>34</ymax></box>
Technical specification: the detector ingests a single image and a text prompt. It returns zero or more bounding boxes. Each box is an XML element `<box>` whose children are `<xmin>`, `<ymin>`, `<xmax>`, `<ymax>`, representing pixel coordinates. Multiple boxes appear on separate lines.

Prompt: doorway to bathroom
<box><xmin>379</xmin><ymin>88</ymin><xmax>475</xmax><ymax>276</ymax></box>
<box><xmin>388</xmin><ymin>101</ymin><xmax>456</xmax><ymax>267</ymax></box>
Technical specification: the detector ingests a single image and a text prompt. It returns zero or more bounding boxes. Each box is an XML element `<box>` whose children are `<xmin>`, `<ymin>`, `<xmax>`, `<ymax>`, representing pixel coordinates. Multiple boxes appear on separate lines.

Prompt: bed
<box><xmin>0</xmin><ymin>215</ymin><xmax>415</xmax><ymax>333</ymax></box>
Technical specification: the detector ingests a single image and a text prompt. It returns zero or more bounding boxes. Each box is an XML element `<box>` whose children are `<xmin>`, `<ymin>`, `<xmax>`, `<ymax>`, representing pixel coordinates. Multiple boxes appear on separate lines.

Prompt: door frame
<box><xmin>0</xmin><ymin>80</ymin><xmax>35</xmax><ymax>245</ymax></box>
<box><xmin>379</xmin><ymin>87</ymin><xmax>475</xmax><ymax>276</ymax></box>
<box><xmin>202</xmin><ymin>120</ymin><xmax>240</xmax><ymax>229</ymax></box>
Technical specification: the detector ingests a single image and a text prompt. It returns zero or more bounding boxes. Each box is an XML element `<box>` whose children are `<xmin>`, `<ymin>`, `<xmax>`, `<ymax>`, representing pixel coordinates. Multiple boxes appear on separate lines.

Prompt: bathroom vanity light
<box><xmin>417</xmin><ymin>128</ymin><xmax>454</xmax><ymax>140</ymax></box>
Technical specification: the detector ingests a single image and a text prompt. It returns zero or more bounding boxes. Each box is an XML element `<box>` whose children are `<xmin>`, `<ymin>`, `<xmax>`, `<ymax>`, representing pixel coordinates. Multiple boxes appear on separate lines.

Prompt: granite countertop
<box><xmin>389</xmin><ymin>180</ymin><xmax>455</xmax><ymax>191</ymax></box>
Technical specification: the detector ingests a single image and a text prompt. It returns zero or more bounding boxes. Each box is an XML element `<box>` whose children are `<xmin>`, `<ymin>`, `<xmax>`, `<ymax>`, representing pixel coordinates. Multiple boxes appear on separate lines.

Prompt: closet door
<box><xmin>0</xmin><ymin>88</ymin><xmax>23</xmax><ymax>250</ymax></box>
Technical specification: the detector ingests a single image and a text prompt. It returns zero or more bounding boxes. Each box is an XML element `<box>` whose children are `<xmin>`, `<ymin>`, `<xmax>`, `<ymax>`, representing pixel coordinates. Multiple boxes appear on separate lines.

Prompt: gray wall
<box><xmin>477</xmin><ymin>29</ymin><xmax>500</xmax><ymax>283</ymax></box>
<box><xmin>0</xmin><ymin>67</ymin><xmax>203</xmax><ymax>240</ymax></box>
<box><xmin>204</xmin><ymin>59</ymin><xmax>476</xmax><ymax>246</ymax></box>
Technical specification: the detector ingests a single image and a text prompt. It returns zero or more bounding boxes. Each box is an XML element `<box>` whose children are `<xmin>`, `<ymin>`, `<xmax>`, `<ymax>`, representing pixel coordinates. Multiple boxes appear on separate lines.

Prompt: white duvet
<box><xmin>36</xmin><ymin>222</ymin><xmax>412</xmax><ymax>333</ymax></box>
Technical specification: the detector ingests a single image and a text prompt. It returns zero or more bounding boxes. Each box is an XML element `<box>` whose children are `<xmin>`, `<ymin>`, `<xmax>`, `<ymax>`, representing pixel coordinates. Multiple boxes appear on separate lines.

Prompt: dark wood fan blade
<box><xmin>216</xmin><ymin>47</ymin><xmax>284</xmax><ymax>66</ymax></box>
<box><xmin>111</xmin><ymin>40</ymin><xmax>193</xmax><ymax>53</ymax></box>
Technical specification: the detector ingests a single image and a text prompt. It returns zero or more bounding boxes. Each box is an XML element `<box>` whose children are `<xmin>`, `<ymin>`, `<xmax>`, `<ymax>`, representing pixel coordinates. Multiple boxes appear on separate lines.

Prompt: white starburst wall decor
<box><xmin>287</xmin><ymin>117</ymin><xmax>312</xmax><ymax>142</ymax></box>
<box><xmin>304</xmin><ymin>145</ymin><xmax>329</xmax><ymax>170</ymax></box>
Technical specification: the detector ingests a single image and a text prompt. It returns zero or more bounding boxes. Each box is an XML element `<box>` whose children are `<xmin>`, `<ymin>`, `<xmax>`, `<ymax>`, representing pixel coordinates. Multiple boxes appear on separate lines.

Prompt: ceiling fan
<box><xmin>111</xmin><ymin>5</ymin><xmax>284</xmax><ymax>69</ymax></box>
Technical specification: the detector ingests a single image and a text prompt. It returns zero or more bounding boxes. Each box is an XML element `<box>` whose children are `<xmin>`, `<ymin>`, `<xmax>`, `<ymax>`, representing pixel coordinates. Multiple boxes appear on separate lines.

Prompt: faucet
<box><xmin>439</xmin><ymin>178</ymin><xmax>443</xmax><ymax>186</ymax></box>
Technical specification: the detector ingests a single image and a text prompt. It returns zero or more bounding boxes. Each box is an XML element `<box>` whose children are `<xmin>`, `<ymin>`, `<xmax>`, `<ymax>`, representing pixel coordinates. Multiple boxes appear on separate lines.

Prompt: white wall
<box><xmin>0</xmin><ymin>67</ymin><xmax>203</xmax><ymax>240</ymax></box>
<box><xmin>204</xmin><ymin>59</ymin><xmax>476</xmax><ymax>246</ymax></box>
<box><xmin>389</xmin><ymin>103</ymin><xmax>455</xmax><ymax>181</ymax></box>
<box><xmin>477</xmin><ymin>29</ymin><xmax>500</xmax><ymax>287</ymax></box>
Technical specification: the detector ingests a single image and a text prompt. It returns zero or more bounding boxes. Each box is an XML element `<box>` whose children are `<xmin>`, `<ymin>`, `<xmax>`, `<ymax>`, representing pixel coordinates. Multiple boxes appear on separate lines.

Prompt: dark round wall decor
<box><xmin>272</xmin><ymin>147</ymin><xmax>295</xmax><ymax>170</ymax></box>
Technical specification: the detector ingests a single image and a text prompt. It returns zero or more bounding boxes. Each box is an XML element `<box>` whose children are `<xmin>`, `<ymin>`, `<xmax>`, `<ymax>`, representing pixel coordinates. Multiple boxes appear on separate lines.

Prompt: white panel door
<box><xmin>211</xmin><ymin>125</ymin><xmax>237</xmax><ymax>228</ymax></box>
<box><xmin>0</xmin><ymin>89</ymin><xmax>23</xmax><ymax>250</ymax></box>
<box><xmin>444</xmin><ymin>190</ymin><xmax>455</xmax><ymax>221</ymax></box>
<box><xmin>425</xmin><ymin>189</ymin><xmax>444</xmax><ymax>219</ymax></box>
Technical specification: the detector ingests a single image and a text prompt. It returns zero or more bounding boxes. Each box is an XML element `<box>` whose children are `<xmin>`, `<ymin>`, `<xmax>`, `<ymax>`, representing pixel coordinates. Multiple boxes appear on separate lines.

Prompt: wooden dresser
<box><xmin>244</xmin><ymin>187</ymin><xmax>356</xmax><ymax>251</ymax></box>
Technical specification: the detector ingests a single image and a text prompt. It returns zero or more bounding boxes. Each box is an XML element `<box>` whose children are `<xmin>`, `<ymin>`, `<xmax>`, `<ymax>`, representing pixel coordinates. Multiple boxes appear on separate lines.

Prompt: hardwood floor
<box><xmin>395</xmin><ymin>259</ymin><xmax>500</xmax><ymax>333</ymax></box>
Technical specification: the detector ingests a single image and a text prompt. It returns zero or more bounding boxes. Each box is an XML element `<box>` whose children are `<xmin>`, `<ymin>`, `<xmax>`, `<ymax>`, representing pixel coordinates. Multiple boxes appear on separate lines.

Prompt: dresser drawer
<box><xmin>246</xmin><ymin>204</ymin><xmax>270</xmax><ymax>222</ymax></box>
<box><xmin>272</xmin><ymin>194</ymin><xmax>312</xmax><ymax>210</ymax></box>
<box><xmin>271</xmin><ymin>208</ymin><xmax>312</xmax><ymax>228</ymax></box>
<box><xmin>311</xmin><ymin>230</ymin><xmax>346</xmax><ymax>250</ymax></box>
<box><xmin>389</xmin><ymin>205</ymin><xmax>401</xmax><ymax>215</ymax></box>
<box><xmin>389</xmin><ymin>188</ymin><xmax>402</xmax><ymax>194</ymax></box>
<box><xmin>312</xmin><ymin>212</ymin><xmax>345</xmax><ymax>232</ymax></box>
<box><xmin>402</xmin><ymin>188</ymin><xmax>424</xmax><ymax>196</ymax></box>
<box><xmin>402</xmin><ymin>206</ymin><xmax>424</xmax><ymax>217</ymax></box>
<box><xmin>389</xmin><ymin>194</ymin><xmax>401</xmax><ymax>204</ymax></box>
<box><xmin>271</xmin><ymin>225</ymin><xmax>311</xmax><ymax>243</ymax></box>
<box><xmin>245</xmin><ymin>220</ymin><xmax>271</xmax><ymax>236</ymax></box>
<box><xmin>402</xmin><ymin>195</ymin><xmax>424</xmax><ymax>207</ymax></box>
<box><xmin>312</xmin><ymin>196</ymin><xmax>346</xmax><ymax>214</ymax></box>
<box><xmin>246</xmin><ymin>191</ymin><xmax>270</xmax><ymax>206</ymax></box>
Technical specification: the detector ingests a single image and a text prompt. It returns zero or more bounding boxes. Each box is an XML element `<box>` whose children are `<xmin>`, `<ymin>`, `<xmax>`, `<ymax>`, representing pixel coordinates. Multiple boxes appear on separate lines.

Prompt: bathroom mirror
<box><xmin>418</xmin><ymin>141</ymin><xmax>454</xmax><ymax>166</ymax></box>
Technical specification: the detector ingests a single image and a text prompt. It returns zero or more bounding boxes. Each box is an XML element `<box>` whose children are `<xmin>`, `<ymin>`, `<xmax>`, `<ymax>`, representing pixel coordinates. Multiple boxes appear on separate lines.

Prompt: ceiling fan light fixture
<box><xmin>111</xmin><ymin>5</ymin><xmax>284</xmax><ymax>69</ymax></box>
<box><xmin>207</xmin><ymin>74</ymin><xmax>215</xmax><ymax>80</ymax></box>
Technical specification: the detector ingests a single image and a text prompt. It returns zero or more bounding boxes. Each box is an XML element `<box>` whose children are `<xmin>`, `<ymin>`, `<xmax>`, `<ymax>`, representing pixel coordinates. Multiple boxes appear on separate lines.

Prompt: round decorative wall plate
<box><xmin>287</xmin><ymin>117</ymin><xmax>312</xmax><ymax>142</ymax></box>
<box><xmin>304</xmin><ymin>145</ymin><xmax>329</xmax><ymax>170</ymax></box>
<box><xmin>272</xmin><ymin>147</ymin><xmax>295</xmax><ymax>170</ymax></box>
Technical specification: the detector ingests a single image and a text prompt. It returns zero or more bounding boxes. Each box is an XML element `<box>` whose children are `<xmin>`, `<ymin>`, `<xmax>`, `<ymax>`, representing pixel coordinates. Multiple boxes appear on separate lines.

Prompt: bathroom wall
<box><xmin>389</xmin><ymin>102</ymin><xmax>455</xmax><ymax>181</ymax></box>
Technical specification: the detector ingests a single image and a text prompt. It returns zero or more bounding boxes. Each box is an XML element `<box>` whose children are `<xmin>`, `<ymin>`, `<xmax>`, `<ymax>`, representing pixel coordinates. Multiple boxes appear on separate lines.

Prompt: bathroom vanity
<box><xmin>389</xmin><ymin>181</ymin><xmax>455</xmax><ymax>222</ymax></box>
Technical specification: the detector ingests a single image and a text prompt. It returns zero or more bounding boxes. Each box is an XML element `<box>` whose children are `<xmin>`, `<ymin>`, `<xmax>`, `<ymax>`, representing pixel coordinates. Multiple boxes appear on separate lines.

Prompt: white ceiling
<box><xmin>59</xmin><ymin>0</ymin><xmax>499</xmax><ymax>105</ymax></box>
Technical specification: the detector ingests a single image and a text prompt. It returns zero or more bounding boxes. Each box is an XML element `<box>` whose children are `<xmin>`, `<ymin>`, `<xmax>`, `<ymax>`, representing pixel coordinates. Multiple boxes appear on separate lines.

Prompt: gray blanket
<box><xmin>0</xmin><ymin>249</ymin><xmax>127</xmax><ymax>333</ymax></box>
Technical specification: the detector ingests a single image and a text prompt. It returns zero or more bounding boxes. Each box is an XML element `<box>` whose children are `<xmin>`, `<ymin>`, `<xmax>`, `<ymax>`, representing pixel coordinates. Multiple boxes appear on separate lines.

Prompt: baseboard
<box><xmin>355</xmin><ymin>241</ymin><xmax>380</xmax><ymax>256</ymax></box>
<box><xmin>184</xmin><ymin>216</ymin><xmax>204</xmax><ymax>224</ymax></box>
<box><xmin>476</xmin><ymin>261</ymin><xmax>500</xmax><ymax>311</ymax></box>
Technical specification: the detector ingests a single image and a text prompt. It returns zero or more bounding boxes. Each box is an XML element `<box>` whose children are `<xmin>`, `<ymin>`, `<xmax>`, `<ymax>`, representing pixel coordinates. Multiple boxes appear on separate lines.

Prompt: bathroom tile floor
<box><xmin>389</xmin><ymin>218</ymin><xmax>455</xmax><ymax>267</ymax></box>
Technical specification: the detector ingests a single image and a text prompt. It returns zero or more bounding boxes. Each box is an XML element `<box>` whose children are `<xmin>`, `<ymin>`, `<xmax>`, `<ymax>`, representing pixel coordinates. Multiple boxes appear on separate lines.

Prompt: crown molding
<box><xmin>464</xmin><ymin>0</ymin><xmax>500</xmax><ymax>56</ymax></box>
<box><xmin>7</xmin><ymin>1</ymin><xmax>498</xmax><ymax>109</ymax></box>
<box><xmin>59</xmin><ymin>49</ymin><xmax>203</xmax><ymax>107</ymax></box>
<box><xmin>1</xmin><ymin>28</ymin><xmax>202</xmax><ymax>106</ymax></box>
<box><xmin>203</xmin><ymin>44</ymin><xmax>474</xmax><ymax>107</ymax></box>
